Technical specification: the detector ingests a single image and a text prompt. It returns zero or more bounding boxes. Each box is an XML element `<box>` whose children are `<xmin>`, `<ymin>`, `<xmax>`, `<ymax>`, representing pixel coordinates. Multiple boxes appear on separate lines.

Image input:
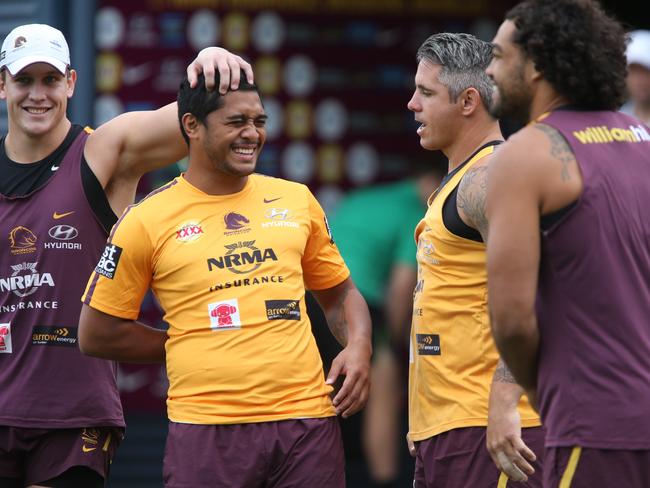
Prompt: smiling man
<box><xmin>78</xmin><ymin>73</ymin><xmax>372</xmax><ymax>488</ymax></box>
<box><xmin>0</xmin><ymin>23</ymin><xmax>251</xmax><ymax>488</ymax></box>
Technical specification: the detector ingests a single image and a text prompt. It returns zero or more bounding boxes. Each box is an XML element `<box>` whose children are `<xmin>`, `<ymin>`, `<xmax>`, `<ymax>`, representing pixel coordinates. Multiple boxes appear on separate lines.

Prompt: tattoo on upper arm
<box><xmin>535</xmin><ymin>124</ymin><xmax>575</xmax><ymax>181</ymax></box>
<box><xmin>457</xmin><ymin>165</ymin><xmax>489</xmax><ymax>241</ymax></box>
<box><xmin>493</xmin><ymin>358</ymin><xmax>518</xmax><ymax>383</ymax></box>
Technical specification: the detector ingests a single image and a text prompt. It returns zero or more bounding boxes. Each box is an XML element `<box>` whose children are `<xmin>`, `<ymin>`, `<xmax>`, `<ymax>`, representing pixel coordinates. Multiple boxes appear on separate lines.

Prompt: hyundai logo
<box><xmin>48</xmin><ymin>225</ymin><xmax>78</xmax><ymax>241</ymax></box>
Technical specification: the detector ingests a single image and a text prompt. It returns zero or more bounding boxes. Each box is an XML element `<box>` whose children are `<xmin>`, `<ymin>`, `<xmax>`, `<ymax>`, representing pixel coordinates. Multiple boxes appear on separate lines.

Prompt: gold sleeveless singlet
<box><xmin>408</xmin><ymin>145</ymin><xmax>540</xmax><ymax>441</ymax></box>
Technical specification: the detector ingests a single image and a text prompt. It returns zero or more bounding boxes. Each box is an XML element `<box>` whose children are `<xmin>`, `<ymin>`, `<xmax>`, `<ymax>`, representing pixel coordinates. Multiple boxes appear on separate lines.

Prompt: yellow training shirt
<box><xmin>83</xmin><ymin>174</ymin><xmax>349</xmax><ymax>424</ymax></box>
<box><xmin>408</xmin><ymin>145</ymin><xmax>540</xmax><ymax>441</ymax></box>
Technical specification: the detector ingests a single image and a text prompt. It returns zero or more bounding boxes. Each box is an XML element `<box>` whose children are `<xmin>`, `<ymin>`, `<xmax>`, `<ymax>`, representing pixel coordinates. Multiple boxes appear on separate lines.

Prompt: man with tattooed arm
<box><xmin>406</xmin><ymin>32</ymin><xmax>544</xmax><ymax>487</ymax></box>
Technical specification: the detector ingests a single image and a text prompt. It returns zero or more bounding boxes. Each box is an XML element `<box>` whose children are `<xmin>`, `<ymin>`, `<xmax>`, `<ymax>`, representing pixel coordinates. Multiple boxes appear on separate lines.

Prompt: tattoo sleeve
<box><xmin>457</xmin><ymin>164</ymin><xmax>489</xmax><ymax>241</ymax></box>
<box><xmin>535</xmin><ymin>124</ymin><xmax>575</xmax><ymax>181</ymax></box>
<box><xmin>493</xmin><ymin>358</ymin><xmax>518</xmax><ymax>383</ymax></box>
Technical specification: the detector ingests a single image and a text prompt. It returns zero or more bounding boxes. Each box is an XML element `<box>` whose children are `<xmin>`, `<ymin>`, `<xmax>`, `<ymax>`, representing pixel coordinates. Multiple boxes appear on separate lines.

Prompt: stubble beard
<box><xmin>489</xmin><ymin>82</ymin><xmax>532</xmax><ymax>126</ymax></box>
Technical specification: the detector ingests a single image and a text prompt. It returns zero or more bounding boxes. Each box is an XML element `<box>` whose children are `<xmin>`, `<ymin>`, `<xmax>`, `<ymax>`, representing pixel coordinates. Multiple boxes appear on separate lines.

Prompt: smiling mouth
<box><xmin>232</xmin><ymin>144</ymin><xmax>258</xmax><ymax>158</ymax></box>
<box><xmin>24</xmin><ymin>107</ymin><xmax>50</xmax><ymax>114</ymax></box>
<box><xmin>416</xmin><ymin>122</ymin><xmax>427</xmax><ymax>134</ymax></box>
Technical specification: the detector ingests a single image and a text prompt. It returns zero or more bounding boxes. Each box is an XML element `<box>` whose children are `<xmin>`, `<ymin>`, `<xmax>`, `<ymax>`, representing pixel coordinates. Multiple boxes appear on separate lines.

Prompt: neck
<box><xmin>4</xmin><ymin>119</ymin><xmax>72</xmax><ymax>163</ymax></box>
<box><xmin>183</xmin><ymin>157</ymin><xmax>249</xmax><ymax>195</ymax></box>
<box><xmin>444</xmin><ymin>119</ymin><xmax>503</xmax><ymax>172</ymax></box>
<box><xmin>529</xmin><ymin>82</ymin><xmax>569</xmax><ymax>122</ymax></box>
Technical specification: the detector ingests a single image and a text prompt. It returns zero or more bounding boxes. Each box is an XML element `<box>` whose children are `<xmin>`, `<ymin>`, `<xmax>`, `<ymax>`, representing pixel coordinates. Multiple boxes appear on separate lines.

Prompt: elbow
<box><xmin>78</xmin><ymin>323</ymin><xmax>100</xmax><ymax>357</ymax></box>
<box><xmin>489</xmin><ymin>303</ymin><xmax>536</xmax><ymax>349</ymax></box>
<box><xmin>78</xmin><ymin>307</ymin><xmax>107</xmax><ymax>358</ymax></box>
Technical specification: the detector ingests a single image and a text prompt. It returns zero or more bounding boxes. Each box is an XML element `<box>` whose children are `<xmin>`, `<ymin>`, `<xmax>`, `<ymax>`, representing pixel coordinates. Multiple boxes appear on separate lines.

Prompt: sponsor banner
<box><xmin>208</xmin><ymin>299</ymin><xmax>242</xmax><ymax>330</ymax></box>
<box><xmin>95</xmin><ymin>244</ymin><xmax>123</xmax><ymax>279</ymax></box>
<box><xmin>0</xmin><ymin>323</ymin><xmax>12</xmax><ymax>353</ymax></box>
<box><xmin>265</xmin><ymin>299</ymin><xmax>300</xmax><ymax>320</ymax></box>
<box><xmin>32</xmin><ymin>326</ymin><xmax>77</xmax><ymax>347</ymax></box>
<box><xmin>416</xmin><ymin>333</ymin><xmax>441</xmax><ymax>356</ymax></box>
<box><xmin>1</xmin><ymin>262</ymin><xmax>55</xmax><ymax>298</ymax></box>
<box><xmin>207</xmin><ymin>241</ymin><xmax>277</xmax><ymax>275</ymax></box>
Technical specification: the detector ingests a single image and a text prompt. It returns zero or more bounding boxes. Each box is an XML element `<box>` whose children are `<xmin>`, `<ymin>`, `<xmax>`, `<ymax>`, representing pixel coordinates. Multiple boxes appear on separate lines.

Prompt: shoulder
<box><xmin>488</xmin><ymin>124</ymin><xmax>581</xmax><ymax>210</ymax></box>
<box><xmin>458</xmin><ymin>149</ymin><xmax>492</xmax><ymax>201</ymax></box>
<box><xmin>457</xmin><ymin>159</ymin><xmax>490</xmax><ymax>235</ymax></box>
<box><xmin>253</xmin><ymin>173</ymin><xmax>308</xmax><ymax>192</ymax></box>
<box><xmin>125</xmin><ymin>178</ymin><xmax>181</xmax><ymax>220</ymax></box>
<box><xmin>491</xmin><ymin>124</ymin><xmax>574</xmax><ymax>177</ymax></box>
<box><xmin>253</xmin><ymin>174</ymin><xmax>312</xmax><ymax>204</ymax></box>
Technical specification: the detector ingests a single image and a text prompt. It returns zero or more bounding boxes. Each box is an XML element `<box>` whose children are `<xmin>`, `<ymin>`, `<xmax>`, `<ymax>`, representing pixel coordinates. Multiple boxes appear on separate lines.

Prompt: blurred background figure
<box><xmin>622</xmin><ymin>30</ymin><xmax>650</xmax><ymax>124</ymax></box>
<box><xmin>330</xmin><ymin>162</ymin><xmax>445</xmax><ymax>487</ymax></box>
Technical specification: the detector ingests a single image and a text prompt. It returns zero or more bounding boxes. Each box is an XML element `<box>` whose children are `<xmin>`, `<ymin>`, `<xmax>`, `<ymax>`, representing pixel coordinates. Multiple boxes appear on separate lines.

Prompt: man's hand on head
<box><xmin>187</xmin><ymin>47</ymin><xmax>254</xmax><ymax>94</ymax></box>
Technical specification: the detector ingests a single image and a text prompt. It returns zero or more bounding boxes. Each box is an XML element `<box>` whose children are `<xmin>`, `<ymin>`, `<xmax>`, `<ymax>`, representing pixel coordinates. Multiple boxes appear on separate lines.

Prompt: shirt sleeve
<box><xmin>81</xmin><ymin>207</ymin><xmax>154</xmax><ymax>319</ymax></box>
<box><xmin>301</xmin><ymin>188</ymin><xmax>350</xmax><ymax>291</ymax></box>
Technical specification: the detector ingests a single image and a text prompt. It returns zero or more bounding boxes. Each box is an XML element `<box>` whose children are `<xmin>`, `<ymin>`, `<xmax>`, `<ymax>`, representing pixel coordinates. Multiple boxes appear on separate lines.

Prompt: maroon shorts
<box><xmin>544</xmin><ymin>446</ymin><xmax>650</xmax><ymax>487</ymax></box>
<box><xmin>0</xmin><ymin>426</ymin><xmax>122</xmax><ymax>486</ymax></box>
<box><xmin>163</xmin><ymin>417</ymin><xmax>345</xmax><ymax>488</ymax></box>
<box><xmin>414</xmin><ymin>426</ymin><xmax>545</xmax><ymax>488</ymax></box>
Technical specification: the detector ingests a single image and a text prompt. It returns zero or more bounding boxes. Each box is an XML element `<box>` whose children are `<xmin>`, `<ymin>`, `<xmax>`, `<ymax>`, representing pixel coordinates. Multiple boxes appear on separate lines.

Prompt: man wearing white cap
<box><xmin>0</xmin><ymin>23</ymin><xmax>252</xmax><ymax>488</ymax></box>
<box><xmin>621</xmin><ymin>29</ymin><xmax>650</xmax><ymax>124</ymax></box>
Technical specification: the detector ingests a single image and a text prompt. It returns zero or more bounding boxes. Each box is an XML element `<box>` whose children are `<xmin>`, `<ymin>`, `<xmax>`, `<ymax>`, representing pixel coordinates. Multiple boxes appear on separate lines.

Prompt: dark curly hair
<box><xmin>506</xmin><ymin>0</ymin><xmax>627</xmax><ymax>110</ymax></box>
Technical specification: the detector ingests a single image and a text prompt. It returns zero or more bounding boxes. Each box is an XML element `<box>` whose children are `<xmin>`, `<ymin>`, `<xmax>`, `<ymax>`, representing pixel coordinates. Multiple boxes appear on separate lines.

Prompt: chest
<box><xmin>152</xmin><ymin>202</ymin><xmax>310</xmax><ymax>285</ymax></box>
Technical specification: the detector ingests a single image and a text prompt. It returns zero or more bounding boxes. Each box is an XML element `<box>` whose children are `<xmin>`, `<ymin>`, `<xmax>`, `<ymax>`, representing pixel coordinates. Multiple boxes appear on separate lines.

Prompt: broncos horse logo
<box><xmin>224</xmin><ymin>212</ymin><xmax>250</xmax><ymax>230</ymax></box>
<box><xmin>9</xmin><ymin>226</ymin><xmax>37</xmax><ymax>254</ymax></box>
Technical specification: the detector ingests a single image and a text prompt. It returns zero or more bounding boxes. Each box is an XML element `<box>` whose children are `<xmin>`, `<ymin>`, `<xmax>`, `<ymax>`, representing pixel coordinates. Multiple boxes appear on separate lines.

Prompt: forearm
<box><xmin>79</xmin><ymin>307</ymin><xmax>167</xmax><ymax>363</ymax></box>
<box><xmin>314</xmin><ymin>279</ymin><xmax>372</xmax><ymax>350</ymax></box>
<box><xmin>490</xmin><ymin>359</ymin><xmax>525</xmax><ymax>412</ymax></box>
<box><xmin>319</xmin><ymin>282</ymin><xmax>372</xmax><ymax>417</ymax></box>
<box><xmin>339</xmin><ymin>287</ymin><xmax>372</xmax><ymax>350</ymax></box>
<box><xmin>490</xmin><ymin>311</ymin><xmax>539</xmax><ymax>391</ymax></box>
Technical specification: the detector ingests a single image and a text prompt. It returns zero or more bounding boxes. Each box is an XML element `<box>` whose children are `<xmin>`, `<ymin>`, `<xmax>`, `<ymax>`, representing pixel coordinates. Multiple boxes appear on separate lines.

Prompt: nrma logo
<box><xmin>0</xmin><ymin>262</ymin><xmax>55</xmax><ymax>298</ymax></box>
<box><xmin>573</xmin><ymin>124</ymin><xmax>650</xmax><ymax>144</ymax></box>
<box><xmin>207</xmin><ymin>240</ymin><xmax>277</xmax><ymax>275</ymax></box>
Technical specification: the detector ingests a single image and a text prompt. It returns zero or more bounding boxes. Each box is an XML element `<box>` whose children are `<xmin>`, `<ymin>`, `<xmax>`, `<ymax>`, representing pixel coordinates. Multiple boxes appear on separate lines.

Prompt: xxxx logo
<box><xmin>176</xmin><ymin>222</ymin><xmax>204</xmax><ymax>242</ymax></box>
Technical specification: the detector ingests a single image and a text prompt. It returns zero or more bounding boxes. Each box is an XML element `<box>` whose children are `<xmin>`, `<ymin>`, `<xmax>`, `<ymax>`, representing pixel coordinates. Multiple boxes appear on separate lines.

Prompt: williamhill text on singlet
<box><xmin>573</xmin><ymin>123</ymin><xmax>650</xmax><ymax>144</ymax></box>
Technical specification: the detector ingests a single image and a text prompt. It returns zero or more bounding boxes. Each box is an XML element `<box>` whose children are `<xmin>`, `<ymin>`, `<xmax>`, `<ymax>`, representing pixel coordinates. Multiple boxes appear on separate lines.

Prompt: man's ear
<box><xmin>526</xmin><ymin>58</ymin><xmax>542</xmax><ymax>83</ymax></box>
<box><xmin>66</xmin><ymin>69</ymin><xmax>77</xmax><ymax>98</ymax></box>
<box><xmin>459</xmin><ymin>86</ymin><xmax>482</xmax><ymax>116</ymax></box>
<box><xmin>182</xmin><ymin>113</ymin><xmax>201</xmax><ymax>140</ymax></box>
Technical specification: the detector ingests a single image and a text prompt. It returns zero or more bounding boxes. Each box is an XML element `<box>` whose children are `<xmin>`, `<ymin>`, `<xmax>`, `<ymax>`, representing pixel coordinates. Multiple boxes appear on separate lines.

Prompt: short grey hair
<box><xmin>416</xmin><ymin>32</ymin><xmax>494</xmax><ymax>109</ymax></box>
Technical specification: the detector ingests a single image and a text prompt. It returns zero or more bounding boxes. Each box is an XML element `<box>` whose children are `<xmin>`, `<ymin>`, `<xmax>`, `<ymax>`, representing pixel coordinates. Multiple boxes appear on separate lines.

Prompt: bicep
<box><xmin>78</xmin><ymin>304</ymin><xmax>127</xmax><ymax>352</ymax></box>
<box><xmin>85</xmin><ymin>102</ymin><xmax>187</xmax><ymax>186</ymax></box>
<box><xmin>486</xmin><ymin>148</ymin><xmax>541</xmax><ymax>317</ymax></box>
<box><xmin>457</xmin><ymin>163</ymin><xmax>489</xmax><ymax>240</ymax></box>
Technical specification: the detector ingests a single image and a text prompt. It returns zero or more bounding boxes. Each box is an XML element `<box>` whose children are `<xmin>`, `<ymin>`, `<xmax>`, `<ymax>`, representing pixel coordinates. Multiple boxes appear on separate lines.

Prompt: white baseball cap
<box><xmin>626</xmin><ymin>30</ymin><xmax>650</xmax><ymax>70</ymax></box>
<box><xmin>0</xmin><ymin>24</ymin><xmax>70</xmax><ymax>75</ymax></box>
